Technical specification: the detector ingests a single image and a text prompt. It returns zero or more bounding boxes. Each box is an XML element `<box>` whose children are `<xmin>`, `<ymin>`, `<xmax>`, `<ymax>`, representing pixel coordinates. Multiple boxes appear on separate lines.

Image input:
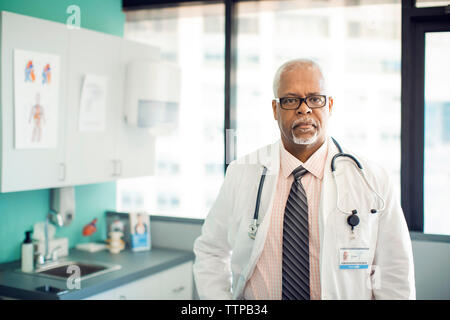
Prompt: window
<box><xmin>402</xmin><ymin>1</ymin><xmax>450</xmax><ymax>236</ymax></box>
<box><xmin>118</xmin><ymin>4</ymin><xmax>225</xmax><ymax>219</ymax></box>
<box><xmin>424</xmin><ymin>32</ymin><xmax>450</xmax><ymax>235</ymax></box>
<box><xmin>234</xmin><ymin>0</ymin><xmax>402</xmax><ymax>196</ymax></box>
<box><xmin>119</xmin><ymin>0</ymin><xmax>450</xmax><ymax>236</ymax></box>
<box><xmin>415</xmin><ymin>0</ymin><xmax>450</xmax><ymax>7</ymax></box>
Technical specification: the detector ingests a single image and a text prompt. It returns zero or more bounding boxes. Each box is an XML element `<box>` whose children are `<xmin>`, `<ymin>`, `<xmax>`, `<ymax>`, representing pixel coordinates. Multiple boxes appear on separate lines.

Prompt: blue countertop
<box><xmin>0</xmin><ymin>247</ymin><xmax>195</xmax><ymax>300</ymax></box>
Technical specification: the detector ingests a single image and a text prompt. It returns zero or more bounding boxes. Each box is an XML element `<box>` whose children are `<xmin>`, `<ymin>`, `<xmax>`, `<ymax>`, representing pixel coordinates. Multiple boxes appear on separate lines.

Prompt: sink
<box><xmin>18</xmin><ymin>260</ymin><xmax>121</xmax><ymax>281</ymax></box>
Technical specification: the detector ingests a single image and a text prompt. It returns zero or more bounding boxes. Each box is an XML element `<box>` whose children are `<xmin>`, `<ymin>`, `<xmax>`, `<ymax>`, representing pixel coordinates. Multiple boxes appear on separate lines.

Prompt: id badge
<box><xmin>339</xmin><ymin>248</ymin><xmax>369</xmax><ymax>269</ymax></box>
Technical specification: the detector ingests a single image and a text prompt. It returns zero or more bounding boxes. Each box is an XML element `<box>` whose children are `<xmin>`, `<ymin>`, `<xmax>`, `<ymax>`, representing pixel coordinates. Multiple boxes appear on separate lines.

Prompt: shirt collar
<box><xmin>280</xmin><ymin>138</ymin><xmax>329</xmax><ymax>180</ymax></box>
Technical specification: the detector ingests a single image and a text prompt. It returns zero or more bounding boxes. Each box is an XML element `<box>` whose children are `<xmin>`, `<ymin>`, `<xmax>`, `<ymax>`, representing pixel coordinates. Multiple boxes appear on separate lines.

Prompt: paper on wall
<box><xmin>78</xmin><ymin>74</ymin><xmax>107</xmax><ymax>132</ymax></box>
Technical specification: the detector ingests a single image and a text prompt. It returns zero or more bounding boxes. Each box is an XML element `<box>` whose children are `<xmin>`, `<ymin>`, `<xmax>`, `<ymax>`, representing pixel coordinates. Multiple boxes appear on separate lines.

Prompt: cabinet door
<box><xmin>84</xmin><ymin>261</ymin><xmax>193</xmax><ymax>300</ymax></box>
<box><xmin>160</xmin><ymin>262</ymin><xmax>193</xmax><ymax>300</ymax></box>
<box><xmin>84</xmin><ymin>274</ymin><xmax>160</xmax><ymax>300</ymax></box>
<box><xmin>84</xmin><ymin>287</ymin><xmax>117</xmax><ymax>300</ymax></box>
<box><xmin>114</xmin><ymin>271</ymin><xmax>162</xmax><ymax>300</ymax></box>
<box><xmin>112</xmin><ymin>40</ymin><xmax>160</xmax><ymax>179</ymax></box>
<box><xmin>113</xmin><ymin>124</ymin><xmax>157</xmax><ymax>179</ymax></box>
<box><xmin>64</xmin><ymin>28</ymin><xmax>120</xmax><ymax>185</ymax></box>
<box><xmin>0</xmin><ymin>12</ymin><xmax>68</xmax><ymax>192</ymax></box>
<box><xmin>86</xmin><ymin>274</ymin><xmax>161</xmax><ymax>300</ymax></box>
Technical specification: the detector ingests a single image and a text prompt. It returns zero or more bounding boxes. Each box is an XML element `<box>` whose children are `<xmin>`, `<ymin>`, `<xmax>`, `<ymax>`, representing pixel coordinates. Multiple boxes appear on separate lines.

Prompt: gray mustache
<box><xmin>291</xmin><ymin>119</ymin><xmax>317</xmax><ymax>129</ymax></box>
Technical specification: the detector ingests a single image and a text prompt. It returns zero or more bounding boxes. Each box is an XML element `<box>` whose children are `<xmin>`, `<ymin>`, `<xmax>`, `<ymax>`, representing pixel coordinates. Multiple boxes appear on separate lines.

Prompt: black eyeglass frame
<box><xmin>274</xmin><ymin>95</ymin><xmax>329</xmax><ymax>110</ymax></box>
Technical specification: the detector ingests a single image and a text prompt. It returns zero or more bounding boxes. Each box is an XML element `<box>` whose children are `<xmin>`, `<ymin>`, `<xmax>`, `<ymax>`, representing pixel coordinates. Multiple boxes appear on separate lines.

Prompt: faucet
<box><xmin>36</xmin><ymin>210</ymin><xmax>64</xmax><ymax>269</ymax></box>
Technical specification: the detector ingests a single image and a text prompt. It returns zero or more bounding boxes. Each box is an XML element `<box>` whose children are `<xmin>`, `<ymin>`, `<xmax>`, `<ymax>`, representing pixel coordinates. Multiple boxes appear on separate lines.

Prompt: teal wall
<box><xmin>0</xmin><ymin>0</ymin><xmax>125</xmax><ymax>37</ymax></box>
<box><xmin>0</xmin><ymin>0</ymin><xmax>125</xmax><ymax>263</ymax></box>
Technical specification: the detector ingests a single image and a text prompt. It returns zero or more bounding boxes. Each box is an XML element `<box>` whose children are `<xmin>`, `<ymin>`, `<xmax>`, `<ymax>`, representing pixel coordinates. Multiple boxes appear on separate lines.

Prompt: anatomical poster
<box><xmin>13</xmin><ymin>49</ymin><xmax>60</xmax><ymax>149</ymax></box>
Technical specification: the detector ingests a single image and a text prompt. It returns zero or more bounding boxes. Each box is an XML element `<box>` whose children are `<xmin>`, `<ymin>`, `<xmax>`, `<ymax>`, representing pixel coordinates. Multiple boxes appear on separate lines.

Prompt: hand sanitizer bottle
<box><xmin>21</xmin><ymin>231</ymin><xmax>34</xmax><ymax>273</ymax></box>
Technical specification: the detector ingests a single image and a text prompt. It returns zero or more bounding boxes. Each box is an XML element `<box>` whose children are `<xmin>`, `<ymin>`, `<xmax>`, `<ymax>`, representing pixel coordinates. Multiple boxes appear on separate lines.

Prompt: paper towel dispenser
<box><xmin>124</xmin><ymin>60</ymin><xmax>181</xmax><ymax>132</ymax></box>
<box><xmin>50</xmin><ymin>187</ymin><xmax>75</xmax><ymax>226</ymax></box>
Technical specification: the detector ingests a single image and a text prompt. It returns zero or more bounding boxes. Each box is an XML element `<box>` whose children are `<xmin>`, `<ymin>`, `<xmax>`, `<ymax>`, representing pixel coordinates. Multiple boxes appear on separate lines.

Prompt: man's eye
<box><xmin>285</xmin><ymin>98</ymin><xmax>298</xmax><ymax>104</ymax></box>
<box><xmin>309</xmin><ymin>96</ymin><xmax>325</xmax><ymax>104</ymax></box>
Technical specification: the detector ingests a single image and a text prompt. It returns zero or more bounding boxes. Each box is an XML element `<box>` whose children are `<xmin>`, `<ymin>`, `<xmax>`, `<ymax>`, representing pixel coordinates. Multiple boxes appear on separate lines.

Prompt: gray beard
<box><xmin>291</xmin><ymin>130</ymin><xmax>319</xmax><ymax>145</ymax></box>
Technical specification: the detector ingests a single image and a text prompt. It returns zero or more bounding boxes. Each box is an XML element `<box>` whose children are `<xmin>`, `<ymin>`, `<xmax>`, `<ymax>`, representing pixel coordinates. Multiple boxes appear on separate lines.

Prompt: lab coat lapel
<box><xmin>253</xmin><ymin>139</ymin><xmax>280</xmax><ymax>223</ymax></box>
<box><xmin>236</xmin><ymin>140</ymin><xmax>280</xmax><ymax>286</ymax></box>
<box><xmin>319</xmin><ymin>136</ymin><xmax>340</xmax><ymax>243</ymax></box>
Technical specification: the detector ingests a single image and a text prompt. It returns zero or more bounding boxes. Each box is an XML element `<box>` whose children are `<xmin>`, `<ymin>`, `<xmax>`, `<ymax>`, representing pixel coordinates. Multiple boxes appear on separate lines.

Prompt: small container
<box><xmin>21</xmin><ymin>230</ymin><xmax>34</xmax><ymax>273</ymax></box>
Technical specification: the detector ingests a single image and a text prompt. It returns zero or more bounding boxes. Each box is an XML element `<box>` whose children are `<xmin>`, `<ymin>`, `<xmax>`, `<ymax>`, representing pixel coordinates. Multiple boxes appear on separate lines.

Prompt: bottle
<box><xmin>21</xmin><ymin>230</ymin><xmax>34</xmax><ymax>273</ymax></box>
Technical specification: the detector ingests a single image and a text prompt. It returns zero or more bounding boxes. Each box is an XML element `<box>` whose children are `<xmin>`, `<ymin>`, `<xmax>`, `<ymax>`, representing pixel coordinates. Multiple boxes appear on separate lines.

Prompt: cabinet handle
<box><xmin>172</xmin><ymin>286</ymin><xmax>185</xmax><ymax>293</ymax></box>
<box><xmin>59</xmin><ymin>163</ymin><xmax>65</xmax><ymax>181</ymax></box>
<box><xmin>111</xmin><ymin>160</ymin><xmax>117</xmax><ymax>177</ymax></box>
<box><xmin>117</xmin><ymin>160</ymin><xmax>122</xmax><ymax>176</ymax></box>
<box><xmin>111</xmin><ymin>160</ymin><xmax>122</xmax><ymax>177</ymax></box>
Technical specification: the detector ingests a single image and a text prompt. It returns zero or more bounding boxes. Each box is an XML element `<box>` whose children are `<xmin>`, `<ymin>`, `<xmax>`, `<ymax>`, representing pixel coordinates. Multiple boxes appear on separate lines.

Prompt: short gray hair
<box><xmin>272</xmin><ymin>58</ymin><xmax>326</xmax><ymax>98</ymax></box>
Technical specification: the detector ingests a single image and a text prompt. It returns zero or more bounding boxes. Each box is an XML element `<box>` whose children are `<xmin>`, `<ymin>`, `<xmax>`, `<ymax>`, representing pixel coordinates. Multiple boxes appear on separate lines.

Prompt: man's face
<box><xmin>272</xmin><ymin>67</ymin><xmax>333</xmax><ymax>149</ymax></box>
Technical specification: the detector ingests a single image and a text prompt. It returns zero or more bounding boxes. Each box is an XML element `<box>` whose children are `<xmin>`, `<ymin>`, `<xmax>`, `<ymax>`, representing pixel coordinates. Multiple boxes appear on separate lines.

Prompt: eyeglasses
<box><xmin>274</xmin><ymin>95</ymin><xmax>327</xmax><ymax>110</ymax></box>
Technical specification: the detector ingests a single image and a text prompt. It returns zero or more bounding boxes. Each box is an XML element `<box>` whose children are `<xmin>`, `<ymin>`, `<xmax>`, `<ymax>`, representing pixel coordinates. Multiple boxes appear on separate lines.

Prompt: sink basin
<box><xmin>20</xmin><ymin>260</ymin><xmax>121</xmax><ymax>281</ymax></box>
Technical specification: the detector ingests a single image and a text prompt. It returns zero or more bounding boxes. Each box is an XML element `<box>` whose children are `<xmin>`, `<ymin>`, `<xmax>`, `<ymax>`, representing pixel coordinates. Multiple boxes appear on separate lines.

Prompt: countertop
<box><xmin>0</xmin><ymin>247</ymin><xmax>195</xmax><ymax>300</ymax></box>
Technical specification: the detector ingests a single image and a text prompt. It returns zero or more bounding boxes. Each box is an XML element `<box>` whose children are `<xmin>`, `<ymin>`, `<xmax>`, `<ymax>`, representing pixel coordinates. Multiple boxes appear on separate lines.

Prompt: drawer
<box><xmin>85</xmin><ymin>287</ymin><xmax>117</xmax><ymax>300</ymax></box>
<box><xmin>160</xmin><ymin>261</ymin><xmax>193</xmax><ymax>300</ymax></box>
<box><xmin>114</xmin><ymin>272</ymin><xmax>161</xmax><ymax>300</ymax></box>
<box><xmin>84</xmin><ymin>261</ymin><xmax>193</xmax><ymax>300</ymax></box>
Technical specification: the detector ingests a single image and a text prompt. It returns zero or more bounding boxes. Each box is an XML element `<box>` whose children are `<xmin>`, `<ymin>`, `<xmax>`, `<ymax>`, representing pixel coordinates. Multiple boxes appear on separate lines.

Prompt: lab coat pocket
<box><xmin>368</xmin><ymin>264</ymin><xmax>382</xmax><ymax>291</ymax></box>
<box><xmin>229</xmin><ymin>192</ymin><xmax>261</xmax><ymax>285</ymax></box>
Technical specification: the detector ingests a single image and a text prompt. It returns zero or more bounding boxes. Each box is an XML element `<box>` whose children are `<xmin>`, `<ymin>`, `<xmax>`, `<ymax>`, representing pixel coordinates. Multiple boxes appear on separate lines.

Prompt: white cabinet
<box><xmin>65</xmin><ymin>36</ymin><xmax>159</xmax><ymax>184</ymax></box>
<box><xmin>85</xmin><ymin>261</ymin><xmax>193</xmax><ymax>300</ymax></box>
<box><xmin>83</xmin><ymin>286</ymin><xmax>117</xmax><ymax>300</ymax></box>
<box><xmin>159</xmin><ymin>261</ymin><xmax>193</xmax><ymax>300</ymax></box>
<box><xmin>0</xmin><ymin>12</ymin><xmax>160</xmax><ymax>192</ymax></box>
<box><xmin>0</xmin><ymin>12</ymin><xmax>69</xmax><ymax>192</ymax></box>
<box><xmin>111</xmin><ymin>39</ymin><xmax>159</xmax><ymax>179</ymax></box>
<box><xmin>115</xmin><ymin>268</ymin><xmax>162</xmax><ymax>300</ymax></box>
<box><xmin>64</xmin><ymin>28</ymin><xmax>120</xmax><ymax>185</ymax></box>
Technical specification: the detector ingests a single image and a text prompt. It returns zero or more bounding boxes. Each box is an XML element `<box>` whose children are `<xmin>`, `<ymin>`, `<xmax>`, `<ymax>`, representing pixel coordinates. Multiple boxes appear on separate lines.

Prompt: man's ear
<box><xmin>272</xmin><ymin>100</ymin><xmax>278</xmax><ymax>120</ymax></box>
<box><xmin>328</xmin><ymin>97</ymin><xmax>334</xmax><ymax>115</ymax></box>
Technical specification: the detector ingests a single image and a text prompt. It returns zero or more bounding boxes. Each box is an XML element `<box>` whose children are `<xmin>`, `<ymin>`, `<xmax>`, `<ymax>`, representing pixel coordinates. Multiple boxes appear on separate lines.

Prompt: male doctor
<box><xmin>193</xmin><ymin>59</ymin><xmax>415</xmax><ymax>300</ymax></box>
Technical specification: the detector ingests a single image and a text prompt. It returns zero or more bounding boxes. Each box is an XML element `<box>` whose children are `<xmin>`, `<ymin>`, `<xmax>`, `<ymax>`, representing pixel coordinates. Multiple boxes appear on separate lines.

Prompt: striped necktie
<box><xmin>282</xmin><ymin>165</ymin><xmax>310</xmax><ymax>300</ymax></box>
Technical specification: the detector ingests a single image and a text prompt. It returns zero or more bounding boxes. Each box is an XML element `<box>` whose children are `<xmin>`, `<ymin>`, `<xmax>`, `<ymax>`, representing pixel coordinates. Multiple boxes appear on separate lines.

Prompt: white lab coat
<box><xmin>193</xmin><ymin>136</ymin><xmax>416</xmax><ymax>300</ymax></box>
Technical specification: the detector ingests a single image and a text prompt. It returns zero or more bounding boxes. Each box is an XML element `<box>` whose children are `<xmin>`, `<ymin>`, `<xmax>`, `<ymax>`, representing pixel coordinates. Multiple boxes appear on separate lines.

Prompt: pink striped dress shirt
<box><xmin>243</xmin><ymin>138</ymin><xmax>329</xmax><ymax>300</ymax></box>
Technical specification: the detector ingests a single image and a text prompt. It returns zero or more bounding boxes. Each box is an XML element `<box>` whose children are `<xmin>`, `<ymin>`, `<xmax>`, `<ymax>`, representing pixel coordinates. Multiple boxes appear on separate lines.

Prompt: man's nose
<box><xmin>296</xmin><ymin>99</ymin><xmax>312</xmax><ymax>115</ymax></box>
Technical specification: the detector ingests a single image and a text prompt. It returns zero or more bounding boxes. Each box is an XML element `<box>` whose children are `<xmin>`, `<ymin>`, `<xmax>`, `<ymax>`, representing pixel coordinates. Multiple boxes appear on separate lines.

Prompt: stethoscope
<box><xmin>248</xmin><ymin>137</ymin><xmax>386</xmax><ymax>240</ymax></box>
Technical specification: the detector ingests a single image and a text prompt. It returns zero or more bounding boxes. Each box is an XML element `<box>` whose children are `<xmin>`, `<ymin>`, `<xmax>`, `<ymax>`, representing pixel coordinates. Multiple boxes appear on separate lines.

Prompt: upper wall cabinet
<box><xmin>0</xmin><ymin>12</ymin><xmax>69</xmax><ymax>192</ymax></box>
<box><xmin>64</xmin><ymin>28</ymin><xmax>120</xmax><ymax>186</ymax></box>
<box><xmin>0</xmin><ymin>11</ymin><xmax>161</xmax><ymax>193</ymax></box>
<box><xmin>114</xmin><ymin>40</ymin><xmax>160</xmax><ymax>179</ymax></box>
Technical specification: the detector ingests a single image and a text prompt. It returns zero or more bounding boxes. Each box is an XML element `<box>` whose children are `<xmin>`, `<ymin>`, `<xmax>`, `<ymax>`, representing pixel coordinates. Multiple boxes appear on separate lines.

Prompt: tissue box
<box><xmin>34</xmin><ymin>237</ymin><xmax>69</xmax><ymax>258</ymax></box>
